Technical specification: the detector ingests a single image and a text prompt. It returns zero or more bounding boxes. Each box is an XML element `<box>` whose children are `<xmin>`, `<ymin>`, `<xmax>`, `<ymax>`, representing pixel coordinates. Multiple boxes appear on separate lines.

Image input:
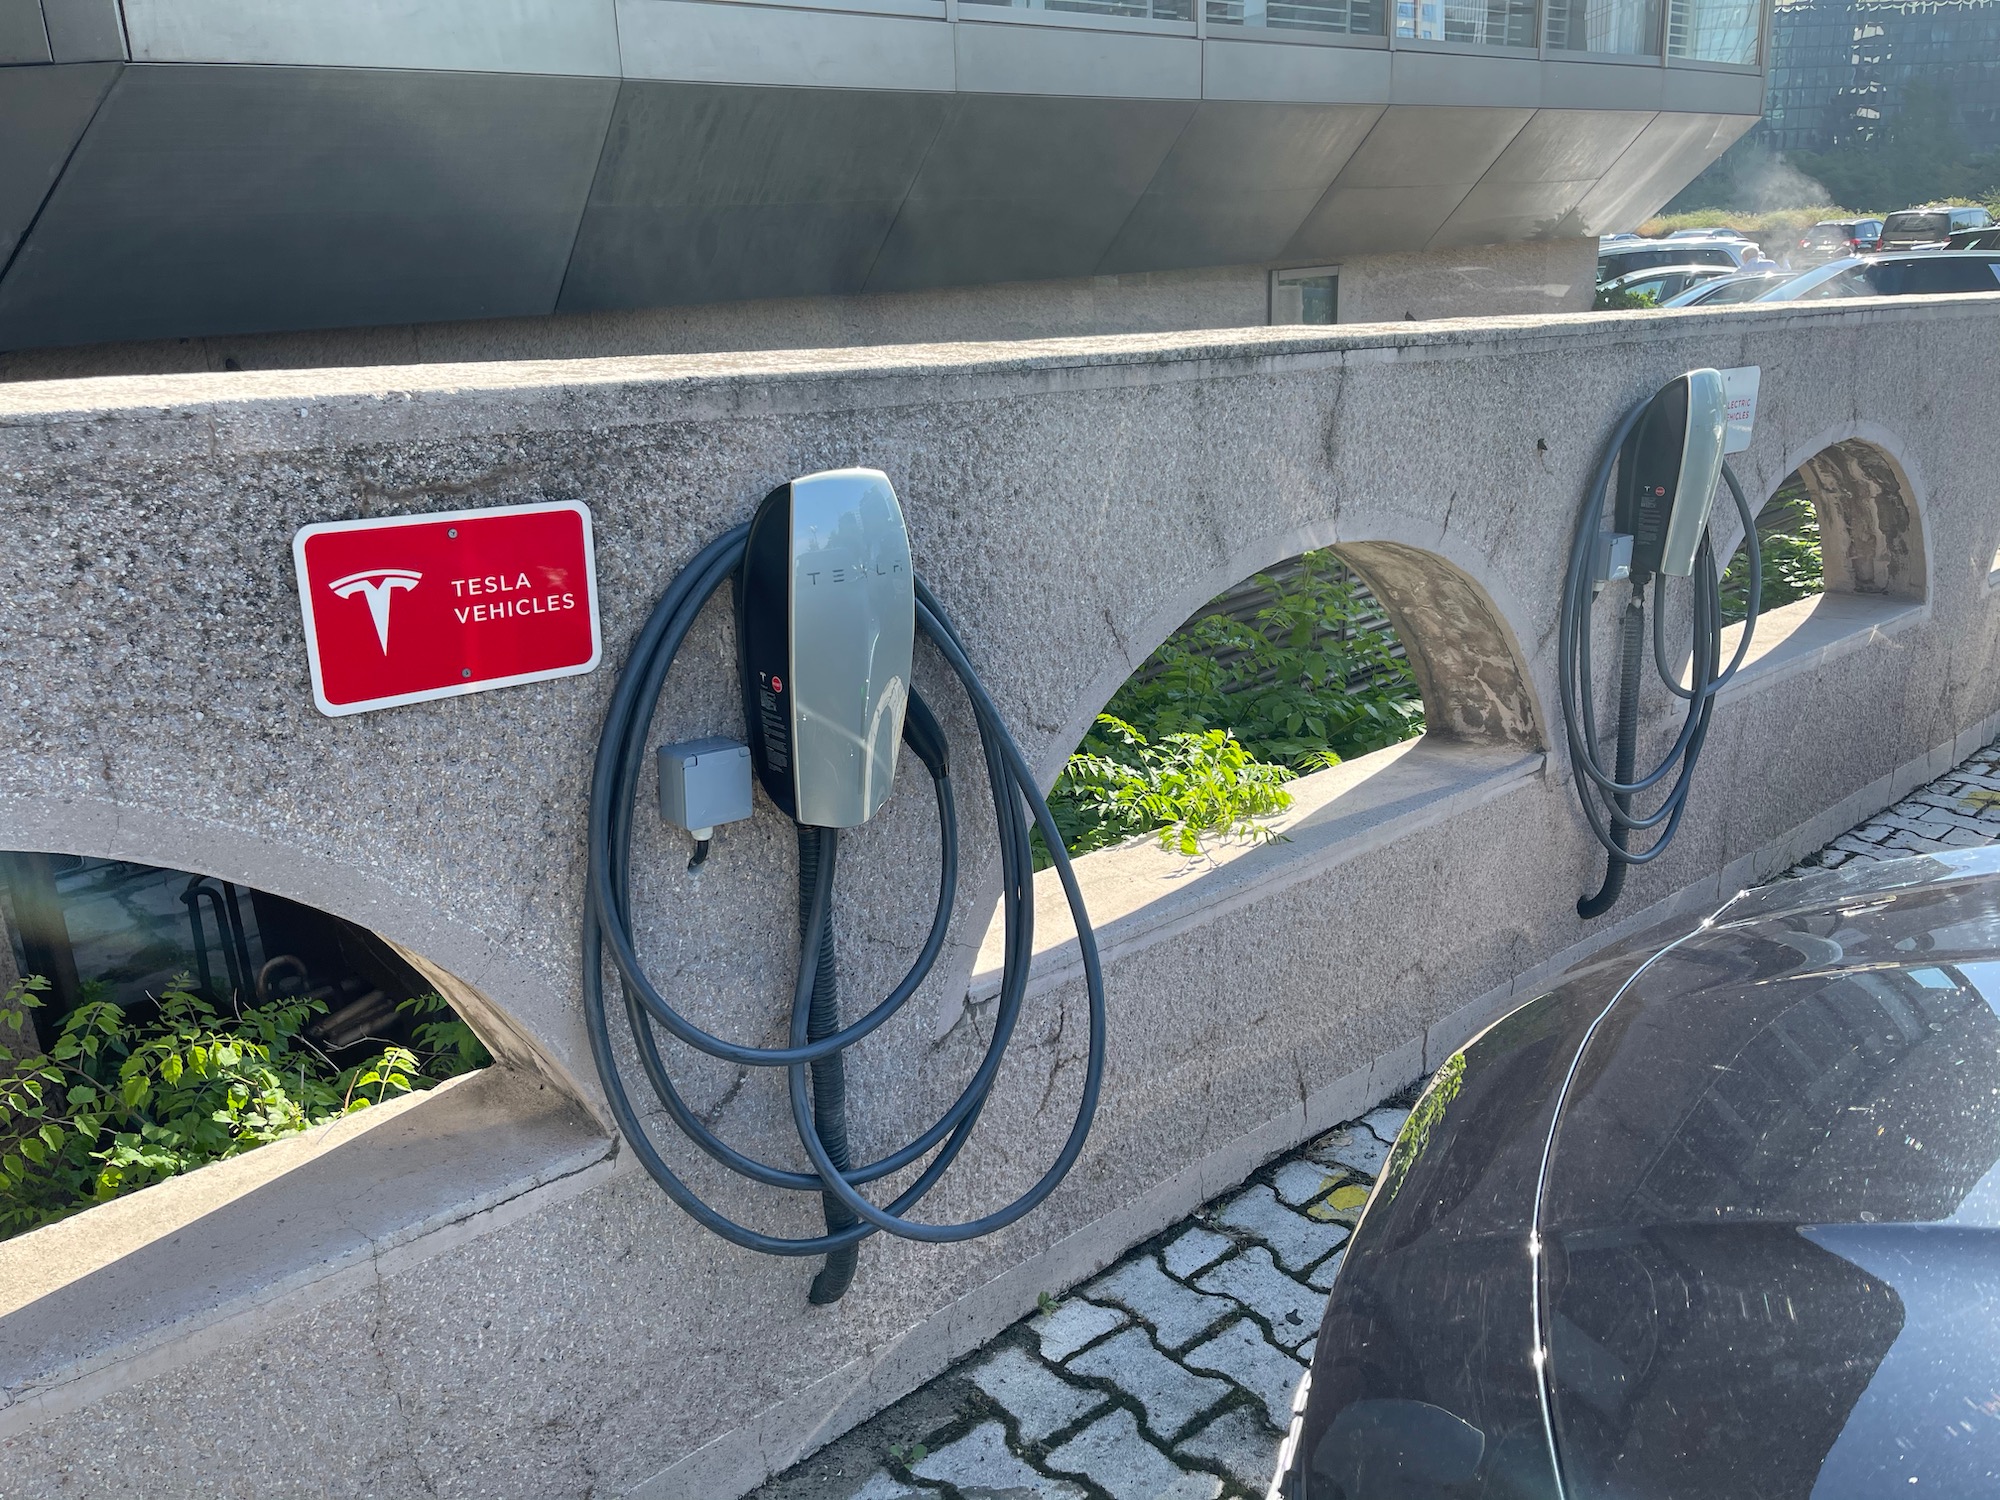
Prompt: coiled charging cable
<box><xmin>1560</xmin><ymin>398</ymin><xmax>1762</xmax><ymax>918</ymax></box>
<box><xmin>582</xmin><ymin>525</ymin><xmax>1106</xmax><ymax>1301</ymax></box>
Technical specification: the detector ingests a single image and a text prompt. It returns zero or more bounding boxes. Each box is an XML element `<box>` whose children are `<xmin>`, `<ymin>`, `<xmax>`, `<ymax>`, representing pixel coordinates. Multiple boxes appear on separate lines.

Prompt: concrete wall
<box><xmin>0</xmin><ymin>239</ymin><xmax>1599</xmax><ymax>382</ymax></box>
<box><xmin>1</xmin><ymin>296</ymin><xmax>1997</xmax><ymax>1497</ymax></box>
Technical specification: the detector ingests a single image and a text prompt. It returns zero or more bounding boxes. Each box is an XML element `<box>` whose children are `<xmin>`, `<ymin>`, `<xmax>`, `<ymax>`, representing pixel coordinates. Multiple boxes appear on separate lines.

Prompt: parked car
<box><xmin>1877</xmin><ymin>204</ymin><xmax>1994</xmax><ymax>252</ymax></box>
<box><xmin>1284</xmin><ymin>848</ymin><xmax>2000</xmax><ymax>1499</ymax></box>
<box><xmin>1791</xmin><ymin>217</ymin><xmax>1884</xmax><ymax>266</ymax></box>
<box><xmin>1757</xmin><ymin>251</ymin><xmax>2000</xmax><ymax>300</ymax></box>
<box><xmin>1946</xmin><ymin>224</ymin><xmax>2000</xmax><ymax>251</ymax></box>
<box><xmin>1659</xmin><ymin>269</ymin><xmax>1798</xmax><ymax>306</ymax></box>
<box><xmin>1596</xmin><ymin>240</ymin><xmax>1761</xmax><ymax>286</ymax></box>
<box><xmin>1594</xmin><ymin>263</ymin><xmax>1735</xmax><ymax>307</ymax></box>
<box><xmin>1666</xmin><ymin>226</ymin><xmax>1753</xmax><ymax>242</ymax></box>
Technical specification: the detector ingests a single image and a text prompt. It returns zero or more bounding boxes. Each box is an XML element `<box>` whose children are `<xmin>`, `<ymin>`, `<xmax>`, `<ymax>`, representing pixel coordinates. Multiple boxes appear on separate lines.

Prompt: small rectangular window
<box><xmin>1270</xmin><ymin>266</ymin><xmax>1339</xmax><ymax>325</ymax></box>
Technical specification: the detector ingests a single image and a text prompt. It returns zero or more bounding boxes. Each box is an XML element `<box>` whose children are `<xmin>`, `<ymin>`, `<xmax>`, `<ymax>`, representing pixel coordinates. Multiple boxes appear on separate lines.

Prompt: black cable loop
<box><xmin>1560</xmin><ymin>391</ymin><xmax>1764</xmax><ymax>910</ymax></box>
<box><xmin>581</xmin><ymin>534</ymin><xmax>1106</xmax><ymax>1259</ymax></box>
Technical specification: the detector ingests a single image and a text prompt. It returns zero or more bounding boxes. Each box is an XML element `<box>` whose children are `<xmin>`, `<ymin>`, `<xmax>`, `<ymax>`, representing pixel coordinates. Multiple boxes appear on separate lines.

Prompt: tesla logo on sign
<box><xmin>329</xmin><ymin>569</ymin><xmax>424</xmax><ymax>652</ymax></box>
<box><xmin>293</xmin><ymin>501</ymin><xmax>600</xmax><ymax>717</ymax></box>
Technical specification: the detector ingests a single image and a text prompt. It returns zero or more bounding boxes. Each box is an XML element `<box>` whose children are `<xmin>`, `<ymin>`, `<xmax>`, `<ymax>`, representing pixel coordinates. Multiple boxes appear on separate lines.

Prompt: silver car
<box><xmin>1659</xmin><ymin>269</ymin><xmax>1798</xmax><ymax>307</ymax></box>
<box><xmin>1595</xmin><ymin>263</ymin><xmax>1735</xmax><ymax>306</ymax></box>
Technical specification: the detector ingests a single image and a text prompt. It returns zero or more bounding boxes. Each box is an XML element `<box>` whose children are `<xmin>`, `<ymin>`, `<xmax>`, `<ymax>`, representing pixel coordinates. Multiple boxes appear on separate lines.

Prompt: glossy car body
<box><xmin>1595</xmin><ymin>264</ymin><xmax>1734</xmax><ymax>306</ymax></box>
<box><xmin>1878</xmin><ymin>205</ymin><xmax>1995</xmax><ymax>252</ymax></box>
<box><xmin>1792</xmin><ymin>218</ymin><xmax>1884</xmax><ymax>266</ymax></box>
<box><xmin>1286</xmin><ymin>849</ymin><xmax>2000</xmax><ymax>1499</ymax></box>
<box><xmin>1595</xmin><ymin>240</ymin><xmax>1758</xmax><ymax>285</ymax></box>
<box><xmin>1947</xmin><ymin>225</ymin><xmax>2000</xmax><ymax>252</ymax></box>
<box><xmin>1756</xmin><ymin>251</ymin><xmax>2000</xmax><ymax>301</ymax></box>
<box><xmin>1658</xmin><ymin>269</ymin><xmax>1796</xmax><ymax>306</ymax></box>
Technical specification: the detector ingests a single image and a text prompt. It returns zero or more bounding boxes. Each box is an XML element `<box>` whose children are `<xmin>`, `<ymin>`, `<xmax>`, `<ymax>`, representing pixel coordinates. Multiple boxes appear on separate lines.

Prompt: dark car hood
<box><xmin>1298</xmin><ymin>849</ymin><xmax>2000</xmax><ymax>1500</ymax></box>
<box><xmin>1543</xmin><ymin>849</ymin><xmax>2000</xmax><ymax>1498</ymax></box>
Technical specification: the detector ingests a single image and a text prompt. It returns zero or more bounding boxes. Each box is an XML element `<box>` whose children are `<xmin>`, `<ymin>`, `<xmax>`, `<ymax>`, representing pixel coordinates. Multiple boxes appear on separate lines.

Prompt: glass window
<box><xmin>1666</xmin><ymin>0</ymin><xmax>1760</xmax><ymax>64</ymax></box>
<box><xmin>1208</xmin><ymin>0</ymin><xmax>1383</xmax><ymax>35</ymax></box>
<box><xmin>1397</xmin><ymin>0</ymin><xmax>1534</xmax><ymax>44</ymax></box>
<box><xmin>965</xmin><ymin>0</ymin><xmax>1196</xmax><ymax>17</ymax></box>
<box><xmin>1271</xmin><ymin>267</ymin><xmax>1339</xmax><ymax>325</ymax></box>
<box><xmin>1545</xmin><ymin>0</ymin><xmax>1662</xmax><ymax>54</ymax></box>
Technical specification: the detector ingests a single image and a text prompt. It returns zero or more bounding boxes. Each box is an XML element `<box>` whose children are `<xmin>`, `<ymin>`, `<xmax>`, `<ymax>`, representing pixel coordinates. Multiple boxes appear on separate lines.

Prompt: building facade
<box><xmin>0</xmin><ymin>0</ymin><xmax>1768</xmax><ymax>366</ymax></box>
<box><xmin>1763</xmin><ymin>0</ymin><xmax>2000</xmax><ymax>153</ymax></box>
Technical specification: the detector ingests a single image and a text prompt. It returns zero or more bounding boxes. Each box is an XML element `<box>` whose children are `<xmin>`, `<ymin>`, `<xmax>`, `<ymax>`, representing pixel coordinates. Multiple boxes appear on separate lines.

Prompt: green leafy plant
<box><xmin>1720</xmin><ymin>476</ymin><xmax>1823</xmax><ymax>626</ymax></box>
<box><xmin>1594</xmin><ymin>287</ymin><xmax>1662</xmax><ymax>311</ymax></box>
<box><xmin>1049</xmin><ymin>717</ymin><xmax>1296</xmax><ymax>860</ymax></box>
<box><xmin>1108</xmin><ymin>551</ymin><xmax>1423</xmax><ymax>772</ymax></box>
<box><xmin>0</xmin><ymin>975</ymin><xmax>489</xmax><ymax>1239</ymax></box>
<box><xmin>1040</xmin><ymin>551</ymin><xmax>1422</xmax><ymax>863</ymax></box>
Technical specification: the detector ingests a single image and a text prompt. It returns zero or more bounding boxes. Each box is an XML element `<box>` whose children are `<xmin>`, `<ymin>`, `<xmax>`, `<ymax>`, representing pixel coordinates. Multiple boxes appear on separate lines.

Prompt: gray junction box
<box><xmin>658</xmin><ymin>738</ymin><xmax>753</xmax><ymax>838</ymax></box>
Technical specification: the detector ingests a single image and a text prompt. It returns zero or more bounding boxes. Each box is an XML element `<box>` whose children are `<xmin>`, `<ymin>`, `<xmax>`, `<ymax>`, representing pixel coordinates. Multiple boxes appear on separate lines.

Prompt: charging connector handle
<box><xmin>1560</xmin><ymin>396</ymin><xmax>1762</xmax><ymax>918</ymax></box>
<box><xmin>581</xmin><ymin>527</ymin><xmax>1107</xmax><ymax>1260</ymax></box>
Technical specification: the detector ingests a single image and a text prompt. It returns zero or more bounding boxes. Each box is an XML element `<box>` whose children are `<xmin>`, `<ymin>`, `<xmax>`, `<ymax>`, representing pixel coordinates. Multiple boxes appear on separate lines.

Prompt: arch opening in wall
<box><xmin>1038</xmin><ymin>541</ymin><xmax>1540</xmax><ymax>868</ymax></box>
<box><xmin>1041</xmin><ymin>550</ymin><xmax>1423</xmax><ymax>864</ymax></box>
<box><xmin>1714</xmin><ymin>436</ymin><xmax>1927</xmax><ymax>683</ymax></box>
<box><xmin>0</xmin><ymin>850</ymin><xmax>492</xmax><ymax>1241</ymax></box>
<box><xmin>965</xmin><ymin>538</ymin><xmax>1544</xmax><ymax>1007</ymax></box>
<box><xmin>1789</xmin><ymin>437</ymin><xmax>1926</xmax><ymax>603</ymax></box>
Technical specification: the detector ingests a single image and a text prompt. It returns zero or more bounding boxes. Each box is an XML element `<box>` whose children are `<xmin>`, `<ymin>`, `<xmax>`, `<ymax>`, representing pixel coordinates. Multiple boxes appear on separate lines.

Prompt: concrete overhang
<box><xmin>0</xmin><ymin>0</ymin><xmax>1763</xmax><ymax>348</ymax></box>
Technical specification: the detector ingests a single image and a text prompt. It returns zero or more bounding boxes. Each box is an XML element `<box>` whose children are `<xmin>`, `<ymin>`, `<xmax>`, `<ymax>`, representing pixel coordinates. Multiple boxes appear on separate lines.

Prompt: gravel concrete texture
<box><xmin>0</xmin><ymin>298</ymin><xmax>1997</xmax><ymax>1496</ymax></box>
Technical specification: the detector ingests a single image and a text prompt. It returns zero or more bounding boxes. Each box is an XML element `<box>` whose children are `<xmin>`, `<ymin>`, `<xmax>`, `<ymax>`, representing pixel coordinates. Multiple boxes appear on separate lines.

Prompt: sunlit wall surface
<box><xmin>1545</xmin><ymin>0</ymin><xmax>1666</xmax><ymax>52</ymax></box>
<box><xmin>1668</xmin><ymin>0</ymin><xmax>1763</xmax><ymax>61</ymax></box>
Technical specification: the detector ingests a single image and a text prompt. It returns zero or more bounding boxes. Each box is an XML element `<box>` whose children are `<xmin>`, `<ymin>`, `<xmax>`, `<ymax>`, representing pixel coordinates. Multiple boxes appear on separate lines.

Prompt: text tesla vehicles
<box><xmin>1284</xmin><ymin>848</ymin><xmax>2000</xmax><ymax>1499</ymax></box>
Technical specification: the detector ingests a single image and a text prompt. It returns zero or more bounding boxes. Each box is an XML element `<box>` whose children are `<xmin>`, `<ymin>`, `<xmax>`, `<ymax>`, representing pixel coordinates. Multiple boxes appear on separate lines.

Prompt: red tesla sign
<box><xmin>293</xmin><ymin>500</ymin><xmax>600</xmax><ymax>717</ymax></box>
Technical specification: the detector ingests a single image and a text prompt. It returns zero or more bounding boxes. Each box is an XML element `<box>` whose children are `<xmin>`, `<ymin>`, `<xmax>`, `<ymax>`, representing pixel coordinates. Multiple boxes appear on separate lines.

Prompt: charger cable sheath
<box><xmin>581</xmin><ymin>527</ymin><xmax>1107</xmax><ymax>1288</ymax></box>
<box><xmin>1561</xmin><ymin>404</ymin><xmax>1762</xmax><ymax>918</ymax></box>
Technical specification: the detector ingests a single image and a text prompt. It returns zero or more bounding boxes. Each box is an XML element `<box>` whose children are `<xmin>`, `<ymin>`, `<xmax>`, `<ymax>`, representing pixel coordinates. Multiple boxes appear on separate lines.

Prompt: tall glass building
<box><xmin>1764</xmin><ymin>0</ymin><xmax>2000</xmax><ymax>152</ymax></box>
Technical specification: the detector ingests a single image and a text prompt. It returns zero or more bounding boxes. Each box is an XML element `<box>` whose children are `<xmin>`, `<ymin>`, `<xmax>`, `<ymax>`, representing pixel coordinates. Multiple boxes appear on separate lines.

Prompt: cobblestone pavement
<box><xmin>752</xmin><ymin>738</ymin><xmax>2000</xmax><ymax>1500</ymax></box>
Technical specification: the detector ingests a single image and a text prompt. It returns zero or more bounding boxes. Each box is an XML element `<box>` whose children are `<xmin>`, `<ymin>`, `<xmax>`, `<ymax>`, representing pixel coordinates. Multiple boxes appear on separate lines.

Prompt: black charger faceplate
<box><xmin>736</xmin><ymin>481</ymin><xmax>796</xmax><ymax>819</ymax></box>
<box><xmin>1615</xmin><ymin>377</ymin><xmax>1692</xmax><ymax>580</ymax></box>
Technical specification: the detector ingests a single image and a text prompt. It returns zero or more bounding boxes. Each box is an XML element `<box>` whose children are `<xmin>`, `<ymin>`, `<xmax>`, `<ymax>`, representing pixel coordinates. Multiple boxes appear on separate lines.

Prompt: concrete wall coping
<box><xmin>969</xmin><ymin>737</ymin><xmax>1544</xmax><ymax>1005</ymax></box>
<box><xmin>2</xmin><ymin>297</ymin><xmax>1993</xmax><ymax>432</ymax></box>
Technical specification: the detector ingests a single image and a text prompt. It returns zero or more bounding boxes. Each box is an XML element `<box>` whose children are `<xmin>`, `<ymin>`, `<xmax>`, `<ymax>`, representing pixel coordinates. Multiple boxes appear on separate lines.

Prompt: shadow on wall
<box><xmin>0</xmin><ymin>852</ymin><xmax>492</xmax><ymax>1240</ymax></box>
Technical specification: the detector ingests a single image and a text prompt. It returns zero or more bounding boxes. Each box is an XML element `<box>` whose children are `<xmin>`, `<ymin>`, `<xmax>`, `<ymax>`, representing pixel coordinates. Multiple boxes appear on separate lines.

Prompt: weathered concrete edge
<box><xmin>0</xmin><ymin>298</ymin><xmax>1986</xmax><ymax>446</ymax></box>
<box><xmin>0</xmin><ymin>1116</ymin><xmax>618</xmax><ymax>1439</ymax></box>
<box><xmin>641</xmin><ymin>699</ymin><xmax>2000</xmax><ymax>1498</ymax></box>
<box><xmin>966</xmin><ymin>746</ymin><xmax>1546</xmax><ymax>1005</ymax></box>
<box><xmin>1712</xmin><ymin>594</ymin><xmax>1929</xmax><ymax>710</ymax></box>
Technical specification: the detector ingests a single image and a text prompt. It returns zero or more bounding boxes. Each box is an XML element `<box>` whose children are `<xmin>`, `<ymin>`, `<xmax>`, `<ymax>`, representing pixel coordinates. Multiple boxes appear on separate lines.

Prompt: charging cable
<box><xmin>582</xmin><ymin>525</ymin><xmax>1106</xmax><ymax>1301</ymax></box>
<box><xmin>1560</xmin><ymin>397</ymin><xmax>1762</xmax><ymax>918</ymax></box>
